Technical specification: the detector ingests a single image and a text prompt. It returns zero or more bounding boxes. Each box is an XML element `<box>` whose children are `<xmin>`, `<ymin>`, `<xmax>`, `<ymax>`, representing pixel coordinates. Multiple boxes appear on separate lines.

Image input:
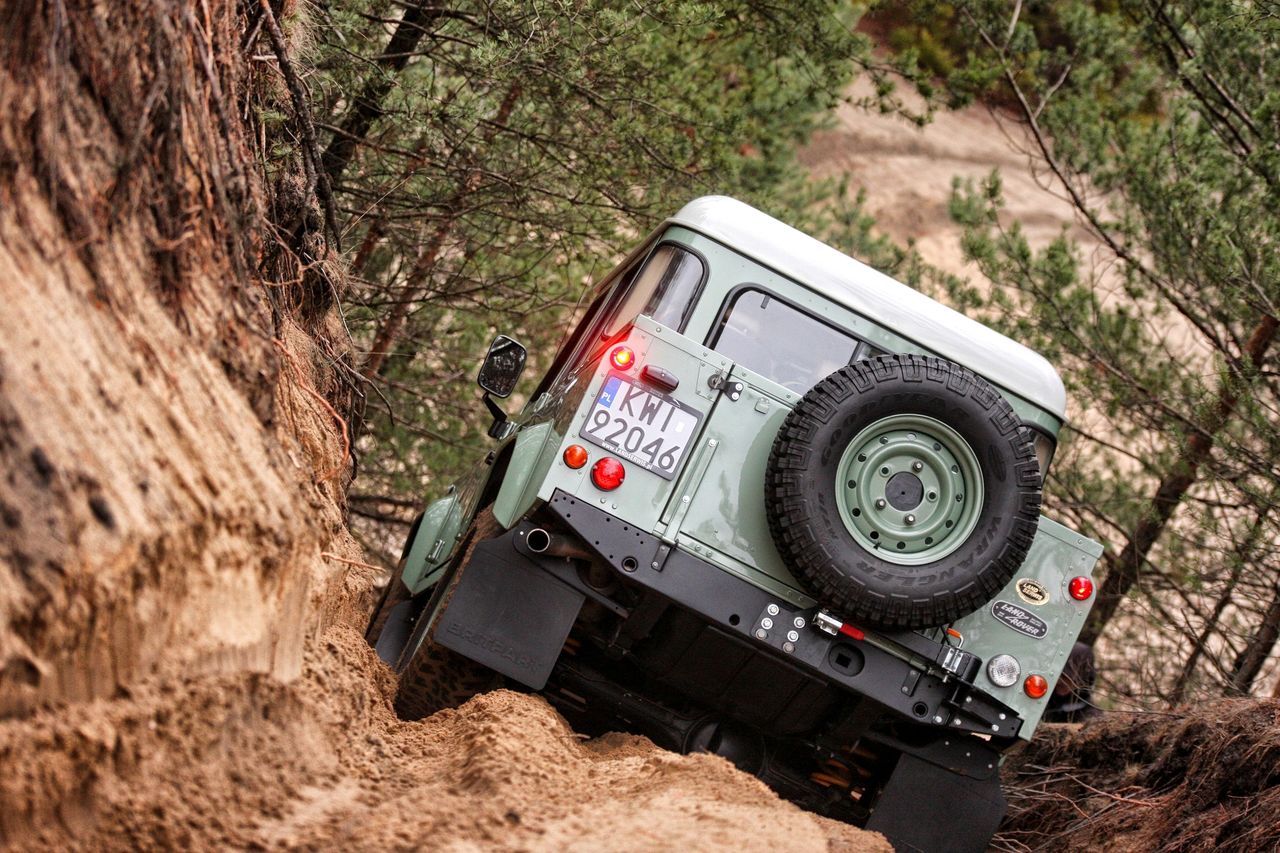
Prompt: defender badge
<box><xmin>1015</xmin><ymin>578</ymin><xmax>1050</xmax><ymax>606</ymax></box>
<box><xmin>992</xmin><ymin>601</ymin><xmax>1048</xmax><ymax>639</ymax></box>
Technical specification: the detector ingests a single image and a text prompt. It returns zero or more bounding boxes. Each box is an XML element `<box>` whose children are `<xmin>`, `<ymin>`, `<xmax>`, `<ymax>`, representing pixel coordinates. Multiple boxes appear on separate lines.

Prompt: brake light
<box><xmin>563</xmin><ymin>445</ymin><xmax>588</xmax><ymax>469</ymax></box>
<box><xmin>591</xmin><ymin>457</ymin><xmax>626</xmax><ymax>490</ymax></box>
<box><xmin>610</xmin><ymin>346</ymin><xmax>635</xmax><ymax>370</ymax></box>
<box><xmin>1024</xmin><ymin>674</ymin><xmax>1049</xmax><ymax>699</ymax></box>
<box><xmin>1069</xmin><ymin>576</ymin><xmax>1094</xmax><ymax>601</ymax></box>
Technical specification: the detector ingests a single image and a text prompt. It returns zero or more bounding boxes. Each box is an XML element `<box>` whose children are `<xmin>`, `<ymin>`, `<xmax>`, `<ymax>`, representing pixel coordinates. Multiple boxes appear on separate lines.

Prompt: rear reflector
<box><xmin>1024</xmin><ymin>674</ymin><xmax>1049</xmax><ymax>699</ymax></box>
<box><xmin>591</xmin><ymin>457</ymin><xmax>625</xmax><ymax>490</ymax></box>
<box><xmin>1069</xmin><ymin>576</ymin><xmax>1094</xmax><ymax>601</ymax></box>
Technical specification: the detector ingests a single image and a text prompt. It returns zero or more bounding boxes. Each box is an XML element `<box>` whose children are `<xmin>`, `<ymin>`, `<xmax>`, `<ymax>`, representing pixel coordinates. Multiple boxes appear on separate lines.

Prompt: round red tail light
<box><xmin>1024</xmin><ymin>674</ymin><xmax>1049</xmax><ymax>699</ymax></box>
<box><xmin>591</xmin><ymin>457</ymin><xmax>626</xmax><ymax>490</ymax></box>
<box><xmin>1069</xmin><ymin>576</ymin><xmax>1094</xmax><ymax>601</ymax></box>
<box><xmin>563</xmin><ymin>444</ymin><xmax>588</xmax><ymax>469</ymax></box>
<box><xmin>610</xmin><ymin>346</ymin><xmax>635</xmax><ymax>370</ymax></box>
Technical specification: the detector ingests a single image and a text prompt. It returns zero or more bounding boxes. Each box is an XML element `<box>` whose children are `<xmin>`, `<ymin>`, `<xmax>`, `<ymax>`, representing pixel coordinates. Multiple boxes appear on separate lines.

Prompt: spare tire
<box><xmin>765</xmin><ymin>354</ymin><xmax>1041</xmax><ymax>629</ymax></box>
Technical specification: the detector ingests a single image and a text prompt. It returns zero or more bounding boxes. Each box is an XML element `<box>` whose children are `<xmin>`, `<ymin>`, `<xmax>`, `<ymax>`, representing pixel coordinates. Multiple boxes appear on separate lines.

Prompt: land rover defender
<box><xmin>367</xmin><ymin>196</ymin><xmax>1103</xmax><ymax>853</ymax></box>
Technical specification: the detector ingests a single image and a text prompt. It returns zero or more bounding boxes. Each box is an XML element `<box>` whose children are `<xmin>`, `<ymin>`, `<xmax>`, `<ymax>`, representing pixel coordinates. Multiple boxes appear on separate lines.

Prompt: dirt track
<box><xmin>1</xmin><ymin>624</ymin><xmax>886</xmax><ymax>851</ymax></box>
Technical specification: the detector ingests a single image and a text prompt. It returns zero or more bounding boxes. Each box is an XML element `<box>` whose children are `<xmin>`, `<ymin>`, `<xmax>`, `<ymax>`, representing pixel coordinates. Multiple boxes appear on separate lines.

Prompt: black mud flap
<box><xmin>866</xmin><ymin>752</ymin><xmax>1006</xmax><ymax>853</ymax></box>
<box><xmin>433</xmin><ymin>534</ymin><xmax>584</xmax><ymax>689</ymax></box>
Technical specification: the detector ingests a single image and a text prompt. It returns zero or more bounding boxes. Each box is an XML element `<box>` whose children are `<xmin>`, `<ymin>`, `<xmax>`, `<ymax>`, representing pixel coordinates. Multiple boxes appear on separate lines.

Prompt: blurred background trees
<box><xmin>903</xmin><ymin>0</ymin><xmax>1280</xmax><ymax>705</ymax></box>
<box><xmin>302</xmin><ymin>0</ymin><xmax>921</xmax><ymax>559</ymax></box>
<box><xmin>290</xmin><ymin>0</ymin><xmax>1279</xmax><ymax>704</ymax></box>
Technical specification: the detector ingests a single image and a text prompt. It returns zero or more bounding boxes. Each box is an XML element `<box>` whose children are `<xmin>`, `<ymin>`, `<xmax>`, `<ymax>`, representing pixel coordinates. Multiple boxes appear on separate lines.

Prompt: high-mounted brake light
<box><xmin>610</xmin><ymin>346</ymin><xmax>635</xmax><ymax>370</ymax></box>
<box><xmin>563</xmin><ymin>444</ymin><xmax>588</xmax><ymax>469</ymax></box>
<box><xmin>1069</xmin><ymin>576</ymin><xmax>1094</xmax><ymax>601</ymax></box>
<box><xmin>1024</xmin><ymin>674</ymin><xmax>1049</xmax><ymax>699</ymax></box>
<box><xmin>591</xmin><ymin>457</ymin><xmax>626</xmax><ymax>490</ymax></box>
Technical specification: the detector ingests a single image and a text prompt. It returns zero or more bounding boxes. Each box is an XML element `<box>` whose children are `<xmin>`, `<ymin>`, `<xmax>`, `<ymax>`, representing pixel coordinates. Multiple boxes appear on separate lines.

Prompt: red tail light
<box><xmin>591</xmin><ymin>457</ymin><xmax>626</xmax><ymax>490</ymax></box>
<box><xmin>1024</xmin><ymin>674</ymin><xmax>1049</xmax><ymax>699</ymax></box>
<box><xmin>1069</xmin><ymin>576</ymin><xmax>1094</xmax><ymax>601</ymax></box>
<box><xmin>610</xmin><ymin>346</ymin><xmax>635</xmax><ymax>370</ymax></box>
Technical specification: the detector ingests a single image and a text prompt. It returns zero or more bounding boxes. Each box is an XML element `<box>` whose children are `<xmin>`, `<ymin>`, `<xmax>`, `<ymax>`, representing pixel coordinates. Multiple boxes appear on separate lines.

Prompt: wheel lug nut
<box><xmin>905</xmin><ymin>514</ymin><xmax>916</xmax><ymax>524</ymax></box>
<box><xmin>875</xmin><ymin>498</ymin><xmax>887</xmax><ymax>510</ymax></box>
<box><xmin>912</xmin><ymin>461</ymin><xmax>923</xmax><ymax>472</ymax></box>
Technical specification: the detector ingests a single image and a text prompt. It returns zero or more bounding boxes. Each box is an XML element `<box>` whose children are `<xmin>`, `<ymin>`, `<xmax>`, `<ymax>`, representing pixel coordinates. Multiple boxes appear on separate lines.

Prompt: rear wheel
<box><xmin>364</xmin><ymin>511</ymin><xmax>423</xmax><ymax>647</ymax></box>
<box><xmin>393</xmin><ymin>508</ymin><xmax>504</xmax><ymax>720</ymax></box>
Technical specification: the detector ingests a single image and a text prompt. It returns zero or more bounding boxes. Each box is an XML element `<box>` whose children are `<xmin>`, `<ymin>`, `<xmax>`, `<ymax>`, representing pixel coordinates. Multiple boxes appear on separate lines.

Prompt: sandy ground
<box><xmin>0</xmin><ymin>624</ymin><xmax>887</xmax><ymax>852</ymax></box>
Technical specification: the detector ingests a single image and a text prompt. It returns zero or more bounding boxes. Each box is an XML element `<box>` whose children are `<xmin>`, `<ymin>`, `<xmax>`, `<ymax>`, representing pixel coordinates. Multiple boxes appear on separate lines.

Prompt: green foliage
<box><xmin>922</xmin><ymin>0</ymin><xmax>1280</xmax><ymax>702</ymax></box>
<box><xmin>308</xmin><ymin>1</ymin><xmax>930</xmax><ymax>556</ymax></box>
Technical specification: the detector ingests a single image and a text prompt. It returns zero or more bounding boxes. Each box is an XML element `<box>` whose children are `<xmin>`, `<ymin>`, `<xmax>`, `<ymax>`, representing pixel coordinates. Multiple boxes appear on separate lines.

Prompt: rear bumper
<box><xmin>434</xmin><ymin>488</ymin><xmax>1024</xmax><ymax>741</ymax></box>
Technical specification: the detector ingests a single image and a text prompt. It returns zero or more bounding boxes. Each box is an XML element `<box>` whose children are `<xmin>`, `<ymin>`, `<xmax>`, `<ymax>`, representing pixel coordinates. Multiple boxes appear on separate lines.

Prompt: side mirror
<box><xmin>477</xmin><ymin>334</ymin><xmax>527</xmax><ymax>398</ymax></box>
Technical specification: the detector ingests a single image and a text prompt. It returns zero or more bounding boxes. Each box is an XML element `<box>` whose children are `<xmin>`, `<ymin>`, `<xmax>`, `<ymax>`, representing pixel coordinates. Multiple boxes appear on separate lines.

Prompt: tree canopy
<box><xmin>924</xmin><ymin>0</ymin><xmax>1280</xmax><ymax>703</ymax></box>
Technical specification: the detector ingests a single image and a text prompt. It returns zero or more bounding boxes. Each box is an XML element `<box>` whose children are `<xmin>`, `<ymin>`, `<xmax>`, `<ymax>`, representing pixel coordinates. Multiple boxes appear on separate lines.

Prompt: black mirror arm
<box><xmin>483</xmin><ymin>394</ymin><xmax>510</xmax><ymax>439</ymax></box>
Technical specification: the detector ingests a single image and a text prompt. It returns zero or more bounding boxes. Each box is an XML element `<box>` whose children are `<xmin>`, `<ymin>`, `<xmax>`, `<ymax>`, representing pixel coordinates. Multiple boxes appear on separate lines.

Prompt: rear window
<box><xmin>711</xmin><ymin>288</ymin><xmax>865</xmax><ymax>393</ymax></box>
<box><xmin>603</xmin><ymin>243</ymin><xmax>705</xmax><ymax>338</ymax></box>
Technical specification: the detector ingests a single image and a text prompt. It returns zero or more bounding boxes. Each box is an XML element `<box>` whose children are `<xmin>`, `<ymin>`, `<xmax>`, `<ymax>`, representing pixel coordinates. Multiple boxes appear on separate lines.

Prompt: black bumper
<box><xmin>435</xmin><ymin>488</ymin><xmax>1023</xmax><ymax>741</ymax></box>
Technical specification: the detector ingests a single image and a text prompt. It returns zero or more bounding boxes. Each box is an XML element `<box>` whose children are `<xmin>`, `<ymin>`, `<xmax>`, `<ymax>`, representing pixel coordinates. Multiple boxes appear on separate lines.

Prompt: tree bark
<box><xmin>1080</xmin><ymin>313</ymin><xmax>1278</xmax><ymax>645</ymax></box>
<box><xmin>1229</xmin><ymin>585</ymin><xmax>1280</xmax><ymax>695</ymax></box>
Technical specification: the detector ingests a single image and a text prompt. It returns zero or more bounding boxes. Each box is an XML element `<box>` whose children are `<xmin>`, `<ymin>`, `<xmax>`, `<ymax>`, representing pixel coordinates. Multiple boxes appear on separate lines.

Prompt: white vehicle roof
<box><xmin>668</xmin><ymin>196</ymin><xmax>1067</xmax><ymax>420</ymax></box>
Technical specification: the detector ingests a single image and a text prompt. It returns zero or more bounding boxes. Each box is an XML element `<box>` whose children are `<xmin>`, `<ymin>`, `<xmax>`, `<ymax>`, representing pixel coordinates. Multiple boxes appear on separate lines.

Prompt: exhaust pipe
<box><xmin>526</xmin><ymin>528</ymin><xmax>595</xmax><ymax>561</ymax></box>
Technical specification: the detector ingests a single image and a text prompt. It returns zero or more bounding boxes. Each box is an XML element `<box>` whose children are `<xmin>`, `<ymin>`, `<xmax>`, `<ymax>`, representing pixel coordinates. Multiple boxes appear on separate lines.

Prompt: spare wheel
<box><xmin>765</xmin><ymin>354</ymin><xmax>1042</xmax><ymax>629</ymax></box>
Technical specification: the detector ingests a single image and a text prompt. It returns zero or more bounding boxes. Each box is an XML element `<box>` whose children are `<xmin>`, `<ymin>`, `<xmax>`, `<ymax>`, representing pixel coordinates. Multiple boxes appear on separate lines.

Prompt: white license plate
<box><xmin>580</xmin><ymin>373</ymin><xmax>702</xmax><ymax>479</ymax></box>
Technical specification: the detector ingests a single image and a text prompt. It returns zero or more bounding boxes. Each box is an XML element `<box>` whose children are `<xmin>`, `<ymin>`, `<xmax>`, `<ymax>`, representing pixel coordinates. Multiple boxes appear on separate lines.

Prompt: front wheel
<box><xmin>393</xmin><ymin>509</ymin><xmax>504</xmax><ymax>720</ymax></box>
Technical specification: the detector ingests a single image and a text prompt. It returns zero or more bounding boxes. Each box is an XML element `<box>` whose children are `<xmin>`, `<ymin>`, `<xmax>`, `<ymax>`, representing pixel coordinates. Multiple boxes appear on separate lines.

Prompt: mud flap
<box><xmin>866</xmin><ymin>752</ymin><xmax>1006</xmax><ymax>853</ymax></box>
<box><xmin>433</xmin><ymin>535</ymin><xmax>584</xmax><ymax>689</ymax></box>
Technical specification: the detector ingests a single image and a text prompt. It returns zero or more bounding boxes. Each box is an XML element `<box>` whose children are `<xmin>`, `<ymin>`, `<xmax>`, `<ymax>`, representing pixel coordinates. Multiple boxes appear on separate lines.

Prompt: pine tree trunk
<box><xmin>358</xmin><ymin>83</ymin><xmax>522</xmax><ymax>382</ymax></box>
<box><xmin>319</xmin><ymin>3</ymin><xmax>442</xmax><ymax>188</ymax></box>
<box><xmin>1229</xmin><ymin>587</ymin><xmax>1280</xmax><ymax>695</ymax></box>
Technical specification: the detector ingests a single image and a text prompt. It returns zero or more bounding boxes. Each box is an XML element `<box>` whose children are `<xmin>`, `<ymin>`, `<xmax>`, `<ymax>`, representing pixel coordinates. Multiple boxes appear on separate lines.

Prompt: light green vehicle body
<box><xmin>403</xmin><ymin>199</ymin><xmax>1102</xmax><ymax>738</ymax></box>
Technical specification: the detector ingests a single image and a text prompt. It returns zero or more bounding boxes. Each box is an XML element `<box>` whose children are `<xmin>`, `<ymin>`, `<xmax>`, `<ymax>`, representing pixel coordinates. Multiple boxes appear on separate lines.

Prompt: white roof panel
<box><xmin>668</xmin><ymin>196</ymin><xmax>1067</xmax><ymax>420</ymax></box>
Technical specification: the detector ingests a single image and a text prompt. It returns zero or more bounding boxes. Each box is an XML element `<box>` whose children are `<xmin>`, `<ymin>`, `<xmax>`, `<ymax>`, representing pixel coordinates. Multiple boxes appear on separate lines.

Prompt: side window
<box><xmin>710</xmin><ymin>288</ymin><xmax>866</xmax><ymax>394</ymax></box>
<box><xmin>602</xmin><ymin>243</ymin><xmax>705</xmax><ymax>339</ymax></box>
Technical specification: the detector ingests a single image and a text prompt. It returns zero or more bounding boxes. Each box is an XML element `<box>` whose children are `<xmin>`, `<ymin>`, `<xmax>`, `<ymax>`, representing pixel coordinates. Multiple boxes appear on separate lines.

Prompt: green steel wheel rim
<box><xmin>835</xmin><ymin>413</ymin><xmax>984</xmax><ymax>566</ymax></box>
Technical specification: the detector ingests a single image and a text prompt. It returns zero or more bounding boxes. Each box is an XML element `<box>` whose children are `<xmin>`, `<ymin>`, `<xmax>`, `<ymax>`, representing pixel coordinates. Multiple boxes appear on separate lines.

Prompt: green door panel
<box><xmin>494</xmin><ymin>421</ymin><xmax>562</xmax><ymax>529</ymax></box>
<box><xmin>400</xmin><ymin>490</ymin><xmax>462</xmax><ymax>594</ymax></box>
<box><xmin>400</xmin><ymin>451</ymin><xmax>499</xmax><ymax>594</ymax></box>
<box><xmin>536</xmin><ymin>316</ymin><xmax>732</xmax><ymax>533</ymax></box>
<box><xmin>678</xmin><ymin>362</ymin><xmax>807</xmax><ymax>596</ymax></box>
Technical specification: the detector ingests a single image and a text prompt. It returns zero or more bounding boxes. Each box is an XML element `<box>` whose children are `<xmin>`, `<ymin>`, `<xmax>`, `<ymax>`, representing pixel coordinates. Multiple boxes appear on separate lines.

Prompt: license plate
<box><xmin>580</xmin><ymin>373</ymin><xmax>702</xmax><ymax>479</ymax></box>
